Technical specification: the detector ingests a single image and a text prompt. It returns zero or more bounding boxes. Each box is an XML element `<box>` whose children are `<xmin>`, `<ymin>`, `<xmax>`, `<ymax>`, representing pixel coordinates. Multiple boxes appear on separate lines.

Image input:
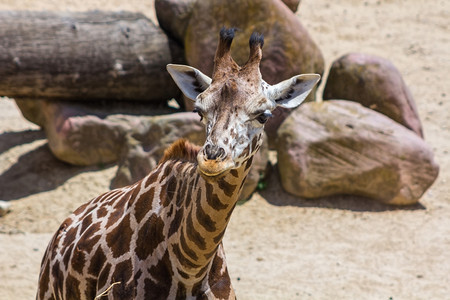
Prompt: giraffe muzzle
<box><xmin>197</xmin><ymin>150</ymin><xmax>235</xmax><ymax>177</ymax></box>
<box><xmin>204</xmin><ymin>144</ymin><xmax>226</xmax><ymax>160</ymax></box>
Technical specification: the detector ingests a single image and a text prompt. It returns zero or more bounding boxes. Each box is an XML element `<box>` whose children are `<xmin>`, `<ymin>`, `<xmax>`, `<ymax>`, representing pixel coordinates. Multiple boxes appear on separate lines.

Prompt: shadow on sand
<box><xmin>259</xmin><ymin>164</ymin><xmax>426</xmax><ymax>212</ymax></box>
<box><xmin>0</xmin><ymin>129</ymin><xmax>46</xmax><ymax>155</ymax></box>
<box><xmin>0</xmin><ymin>130</ymin><xmax>111</xmax><ymax>201</ymax></box>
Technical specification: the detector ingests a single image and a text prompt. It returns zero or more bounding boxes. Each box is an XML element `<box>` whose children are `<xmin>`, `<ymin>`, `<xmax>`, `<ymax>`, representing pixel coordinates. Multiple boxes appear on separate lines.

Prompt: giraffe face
<box><xmin>167</xmin><ymin>28</ymin><xmax>321</xmax><ymax>177</ymax></box>
<box><xmin>192</xmin><ymin>77</ymin><xmax>275</xmax><ymax>176</ymax></box>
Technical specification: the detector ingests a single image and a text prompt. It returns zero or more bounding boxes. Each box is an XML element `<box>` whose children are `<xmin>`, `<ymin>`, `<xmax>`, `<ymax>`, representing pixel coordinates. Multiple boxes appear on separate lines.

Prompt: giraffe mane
<box><xmin>159</xmin><ymin>139</ymin><xmax>201</xmax><ymax>164</ymax></box>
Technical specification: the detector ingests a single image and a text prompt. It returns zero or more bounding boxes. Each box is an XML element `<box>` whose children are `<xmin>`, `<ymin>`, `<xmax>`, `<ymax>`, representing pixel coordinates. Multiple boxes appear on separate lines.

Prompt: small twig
<box><xmin>94</xmin><ymin>282</ymin><xmax>121</xmax><ymax>299</ymax></box>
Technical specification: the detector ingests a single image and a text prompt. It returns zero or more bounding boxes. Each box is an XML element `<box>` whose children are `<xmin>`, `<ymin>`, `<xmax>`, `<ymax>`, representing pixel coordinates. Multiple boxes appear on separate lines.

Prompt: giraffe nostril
<box><xmin>204</xmin><ymin>144</ymin><xmax>211</xmax><ymax>157</ymax></box>
<box><xmin>218</xmin><ymin>147</ymin><xmax>225</xmax><ymax>159</ymax></box>
<box><xmin>204</xmin><ymin>144</ymin><xmax>226</xmax><ymax>160</ymax></box>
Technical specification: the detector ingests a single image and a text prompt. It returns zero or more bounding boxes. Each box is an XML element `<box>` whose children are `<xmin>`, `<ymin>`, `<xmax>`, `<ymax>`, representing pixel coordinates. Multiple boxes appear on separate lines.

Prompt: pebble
<box><xmin>0</xmin><ymin>200</ymin><xmax>11</xmax><ymax>217</ymax></box>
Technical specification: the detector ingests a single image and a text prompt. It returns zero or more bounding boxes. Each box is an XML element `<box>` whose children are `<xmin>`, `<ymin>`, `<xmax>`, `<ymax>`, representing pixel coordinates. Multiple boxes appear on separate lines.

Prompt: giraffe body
<box><xmin>38</xmin><ymin>141</ymin><xmax>240</xmax><ymax>299</ymax></box>
<box><xmin>37</xmin><ymin>28</ymin><xmax>320</xmax><ymax>299</ymax></box>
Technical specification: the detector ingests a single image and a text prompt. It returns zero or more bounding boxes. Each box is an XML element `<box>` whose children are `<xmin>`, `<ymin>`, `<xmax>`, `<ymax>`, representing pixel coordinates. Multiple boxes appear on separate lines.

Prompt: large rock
<box><xmin>15</xmin><ymin>99</ymin><xmax>46</xmax><ymax>127</ymax></box>
<box><xmin>184</xmin><ymin>0</ymin><xmax>323</xmax><ymax>84</ymax></box>
<box><xmin>276</xmin><ymin>100</ymin><xmax>439</xmax><ymax>205</ymax></box>
<box><xmin>155</xmin><ymin>0</ymin><xmax>301</xmax><ymax>45</ymax></box>
<box><xmin>182</xmin><ymin>0</ymin><xmax>324</xmax><ymax>143</ymax></box>
<box><xmin>20</xmin><ymin>99</ymin><xmax>175</xmax><ymax>165</ymax></box>
<box><xmin>112</xmin><ymin>121</ymin><xmax>269</xmax><ymax>201</ymax></box>
<box><xmin>155</xmin><ymin>0</ymin><xmax>197</xmax><ymax>44</ymax></box>
<box><xmin>323</xmin><ymin>53</ymin><xmax>423</xmax><ymax>137</ymax></box>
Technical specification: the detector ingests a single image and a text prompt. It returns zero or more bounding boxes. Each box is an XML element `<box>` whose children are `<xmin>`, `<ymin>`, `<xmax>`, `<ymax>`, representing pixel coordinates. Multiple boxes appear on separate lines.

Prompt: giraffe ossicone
<box><xmin>37</xmin><ymin>27</ymin><xmax>320</xmax><ymax>300</ymax></box>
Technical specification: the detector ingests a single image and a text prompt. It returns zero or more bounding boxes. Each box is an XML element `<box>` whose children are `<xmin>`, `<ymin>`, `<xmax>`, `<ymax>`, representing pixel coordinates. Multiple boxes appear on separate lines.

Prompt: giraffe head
<box><xmin>167</xmin><ymin>28</ymin><xmax>320</xmax><ymax>177</ymax></box>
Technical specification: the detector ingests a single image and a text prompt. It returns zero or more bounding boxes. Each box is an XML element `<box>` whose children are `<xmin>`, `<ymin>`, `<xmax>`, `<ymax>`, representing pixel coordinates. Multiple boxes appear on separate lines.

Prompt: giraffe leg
<box><xmin>201</xmin><ymin>245</ymin><xmax>236</xmax><ymax>300</ymax></box>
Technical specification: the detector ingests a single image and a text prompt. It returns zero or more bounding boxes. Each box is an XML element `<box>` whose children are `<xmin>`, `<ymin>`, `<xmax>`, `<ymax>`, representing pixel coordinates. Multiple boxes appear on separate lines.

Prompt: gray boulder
<box><xmin>323</xmin><ymin>53</ymin><xmax>423</xmax><ymax>137</ymax></box>
<box><xmin>276</xmin><ymin>100</ymin><xmax>439</xmax><ymax>205</ymax></box>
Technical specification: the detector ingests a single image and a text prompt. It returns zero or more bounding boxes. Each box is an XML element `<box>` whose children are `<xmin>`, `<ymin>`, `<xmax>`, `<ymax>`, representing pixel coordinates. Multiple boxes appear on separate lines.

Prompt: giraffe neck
<box><xmin>163</xmin><ymin>155</ymin><xmax>254</xmax><ymax>283</ymax></box>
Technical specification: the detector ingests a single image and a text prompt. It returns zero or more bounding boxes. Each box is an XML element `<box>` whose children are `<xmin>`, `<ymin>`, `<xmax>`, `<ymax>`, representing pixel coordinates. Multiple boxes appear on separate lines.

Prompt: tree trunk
<box><xmin>0</xmin><ymin>10</ymin><xmax>184</xmax><ymax>102</ymax></box>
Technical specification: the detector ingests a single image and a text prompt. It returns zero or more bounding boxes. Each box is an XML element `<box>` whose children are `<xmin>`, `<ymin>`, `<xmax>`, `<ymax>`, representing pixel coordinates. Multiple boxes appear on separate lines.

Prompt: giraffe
<box><xmin>37</xmin><ymin>28</ymin><xmax>320</xmax><ymax>300</ymax></box>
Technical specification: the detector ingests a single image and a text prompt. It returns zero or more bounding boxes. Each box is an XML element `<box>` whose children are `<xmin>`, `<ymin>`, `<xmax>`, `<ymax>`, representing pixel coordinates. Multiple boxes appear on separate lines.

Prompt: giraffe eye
<box><xmin>193</xmin><ymin>107</ymin><xmax>204</xmax><ymax>121</ymax></box>
<box><xmin>256</xmin><ymin>111</ymin><xmax>272</xmax><ymax>124</ymax></box>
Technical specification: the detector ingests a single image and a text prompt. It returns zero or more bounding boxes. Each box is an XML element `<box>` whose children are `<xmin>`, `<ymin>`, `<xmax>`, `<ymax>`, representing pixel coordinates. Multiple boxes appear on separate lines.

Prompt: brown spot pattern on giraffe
<box><xmin>38</xmin><ymin>262</ymin><xmax>50</xmax><ymax>300</ymax></box>
<box><xmin>172</xmin><ymin>242</ymin><xmax>201</xmax><ymax>269</ymax></box>
<box><xmin>176</xmin><ymin>282</ymin><xmax>187</xmax><ymax>299</ymax></box>
<box><xmin>97</xmin><ymin>262</ymin><xmax>112</xmax><ymax>291</ymax></box>
<box><xmin>62</xmin><ymin>226</ymin><xmax>78</xmax><ymax>248</ymax></box>
<box><xmin>179</xmin><ymin>228</ymin><xmax>199</xmax><ymax>261</ymax></box>
<box><xmin>217</xmin><ymin>178</ymin><xmax>237</xmax><ymax>197</ymax></box>
<box><xmin>77</xmin><ymin>222</ymin><xmax>102</xmax><ymax>253</ymax></box>
<box><xmin>71</xmin><ymin>246</ymin><xmax>86</xmax><ymax>274</ymax></box>
<box><xmin>208</xmin><ymin>253</ymin><xmax>232</xmax><ymax>299</ymax></box>
<box><xmin>205</xmin><ymin>183</ymin><xmax>228</xmax><ymax>210</ymax></box>
<box><xmin>84</xmin><ymin>278</ymin><xmax>97</xmax><ymax>300</ymax></box>
<box><xmin>88</xmin><ymin>246</ymin><xmax>107</xmax><ymax>276</ymax></box>
<box><xmin>106</xmin><ymin>214</ymin><xmax>133</xmax><ymax>258</ymax></box>
<box><xmin>51</xmin><ymin>263</ymin><xmax>64</xmax><ymax>298</ymax></box>
<box><xmin>229</xmin><ymin>169</ymin><xmax>239</xmax><ymax>178</ymax></box>
<box><xmin>196</xmin><ymin>201</ymin><xmax>217</xmax><ymax>232</ymax></box>
<box><xmin>168</xmin><ymin>207</ymin><xmax>183</xmax><ymax>237</ymax></box>
<box><xmin>145</xmin><ymin>251</ymin><xmax>173</xmax><ymax>299</ymax></box>
<box><xmin>134</xmin><ymin>187</ymin><xmax>155</xmax><ymax>223</ymax></box>
<box><xmin>135</xmin><ymin>214</ymin><xmax>165</xmax><ymax>261</ymax></box>
<box><xmin>111</xmin><ymin>259</ymin><xmax>135</xmax><ymax>299</ymax></box>
<box><xmin>62</xmin><ymin>244</ymin><xmax>74</xmax><ymax>269</ymax></box>
<box><xmin>164</xmin><ymin>176</ymin><xmax>178</xmax><ymax>207</ymax></box>
<box><xmin>186</xmin><ymin>211</ymin><xmax>207</xmax><ymax>250</ymax></box>
<box><xmin>65</xmin><ymin>273</ymin><xmax>81</xmax><ymax>299</ymax></box>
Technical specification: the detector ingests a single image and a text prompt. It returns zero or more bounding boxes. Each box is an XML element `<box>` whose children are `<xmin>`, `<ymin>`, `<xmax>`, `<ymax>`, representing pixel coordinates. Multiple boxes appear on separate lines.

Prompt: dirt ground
<box><xmin>0</xmin><ymin>0</ymin><xmax>449</xmax><ymax>299</ymax></box>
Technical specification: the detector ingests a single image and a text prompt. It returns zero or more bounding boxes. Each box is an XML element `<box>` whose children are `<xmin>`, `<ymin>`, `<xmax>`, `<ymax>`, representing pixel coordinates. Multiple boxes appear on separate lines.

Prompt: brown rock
<box><xmin>15</xmin><ymin>99</ymin><xmax>46</xmax><ymax>127</ymax></box>
<box><xmin>155</xmin><ymin>0</ymin><xmax>197</xmax><ymax>44</ymax></box>
<box><xmin>155</xmin><ymin>0</ymin><xmax>300</xmax><ymax>46</ymax></box>
<box><xmin>323</xmin><ymin>53</ymin><xmax>423</xmax><ymax>137</ymax></box>
<box><xmin>277</xmin><ymin>100</ymin><xmax>439</xmax><ymax>205</ymax></box>
<box><xmin>29</xmin><ymin>99</ymin><xmax>174</xmax><ymax>165</ymax></box>
<box><xmin>183</xmin><ymin>0</ymin><xmax>324</xmax><ymax>144</ymax></box>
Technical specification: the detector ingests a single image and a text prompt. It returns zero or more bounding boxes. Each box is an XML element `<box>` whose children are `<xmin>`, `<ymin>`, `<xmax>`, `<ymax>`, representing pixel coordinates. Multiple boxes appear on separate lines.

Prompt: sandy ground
<box><xmin>0</xmin><ymin>0</ymin><xmax>449</xmax><ymax>299</ymax></box>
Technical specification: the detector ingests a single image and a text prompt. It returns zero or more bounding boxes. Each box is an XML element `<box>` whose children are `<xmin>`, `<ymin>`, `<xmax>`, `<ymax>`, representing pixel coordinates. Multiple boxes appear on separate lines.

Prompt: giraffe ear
<box><xmin>265</xmin><ymin>74</ymin><xmax>321</xmax><ymax>108</ymax></box>
<box><xmin>167</xmin><ymin>64</ymin><xmax>212</xmax><ymax>101</ymax></box>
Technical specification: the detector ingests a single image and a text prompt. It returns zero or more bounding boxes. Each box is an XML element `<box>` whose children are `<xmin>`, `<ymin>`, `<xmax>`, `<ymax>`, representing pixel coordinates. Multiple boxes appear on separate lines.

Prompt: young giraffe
<box><xmin>37</xmin><ymin>28</ymin><xmax>320</xmax><ymax>299</ymax></box>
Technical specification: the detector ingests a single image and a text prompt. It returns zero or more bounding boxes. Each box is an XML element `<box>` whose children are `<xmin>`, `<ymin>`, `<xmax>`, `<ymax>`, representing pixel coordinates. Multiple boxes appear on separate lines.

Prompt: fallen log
<box><xmin>0</xmin><ymin>10</ymin><xmax>183</xmax><ymax>102</ymax></box>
